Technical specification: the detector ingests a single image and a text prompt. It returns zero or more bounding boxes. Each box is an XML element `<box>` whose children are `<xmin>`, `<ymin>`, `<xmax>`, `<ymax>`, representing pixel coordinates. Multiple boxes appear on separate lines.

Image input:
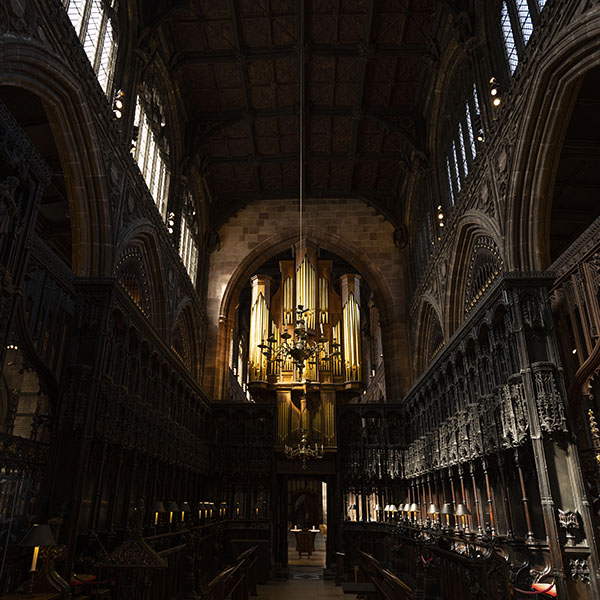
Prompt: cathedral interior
<box><xmin>2</xmin><ymin>0</ymin><xmax>600</xmax><ymax>599</ymax></box>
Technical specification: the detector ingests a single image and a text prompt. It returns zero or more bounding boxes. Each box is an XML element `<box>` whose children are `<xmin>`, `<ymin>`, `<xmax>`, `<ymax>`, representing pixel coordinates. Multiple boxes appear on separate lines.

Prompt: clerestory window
<box><xmin>500</xmin><ymin>0</ymin><xmax>546</xmax><ymax>76</ymax></box>
<box><xmin>63</xmin><ymin>0</ymin><xmax>118</xmax><ymax>94</ymax></box>
<box><xmin>179</xmin><ymin>197</ymin><xmax>200</xmax><ymax>287</ymax></box>
<box><xmin>132</xmin><ymin>93</ymin><xmax>171</xmax><ymax>220</ymax></box>
<box><xmin>443</xmin><ymin>83</ymin><xmax>481</xmax><ymax>206</ymax></box>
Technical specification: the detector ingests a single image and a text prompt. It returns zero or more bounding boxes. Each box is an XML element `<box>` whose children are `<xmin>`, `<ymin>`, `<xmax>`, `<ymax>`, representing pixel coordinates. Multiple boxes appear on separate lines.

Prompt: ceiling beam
<box><xmin>228</xmin><ymin>0</ymin><xmax>262</xmax><ymax>194</ymax></box>
<box><xmin>350</xmin><ymin>0</ymin><xmax>376</xmax><ymax>189</ymax></box>
<box><xmin>170</xmin><ymin>42</ymin><xmax>429</xmax><ymax>68</ymax></box>
<box><xmin>206</xmin><ymin>151</ymin><xmax>407</xmax><ymax>165</ymax></box>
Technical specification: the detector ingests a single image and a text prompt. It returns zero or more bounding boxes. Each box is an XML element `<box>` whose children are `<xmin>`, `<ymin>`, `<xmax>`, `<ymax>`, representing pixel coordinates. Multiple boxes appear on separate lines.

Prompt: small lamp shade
<box><xmin>181</xmin><ymin>502</ymin><xmax>191</xmax><ymax>513</ymax></box>
<box><xmin>409</xmin><ymin>503</ymin><xmax>419</xmax><ymax>513</ymax></box>
<box><xmin>167</xmin><ymin>501</ymin><xmax>179</xmax><ymax>524</ymax></box>
<box><xmin>427</xmin><ymin>503</ymin><xmax>440</xmax><ymax>515</ymax></box>
<box><xmin>403</xmin><ymin>503</ymin><xmax>411</xmax><ymax>512</ymax></box>
<box><xmin>441</xmin><ymin>503</ymin><xmax>454</xmax><ymax>515</ymax></box>
<box><xmin>20</xmin><ymin>524</ymin><xmax>56</xmax><ymax>548</ymax></box>
<box><xmin>455</xmin><ymin>503</ymin><xmax>471</xmax><ymax>516</ymax></box>
<box><xmin>151</xmin><ymin>501</ymin><xmax>166</xmax><ymax>515</ymax></box>
<box><xmin>20</xmin><ymin>524</ymin><xmax>55</xmax><ymax>573</ymax></box>
<box><xmin>151</xmin><ymin>501</ymin><xmax>166</xmax><ymax>525</ymax></box>
<box><xmin>390</xmin><ymin>505</ymin><xmax>398</xmax><ymax>513</ymax></box>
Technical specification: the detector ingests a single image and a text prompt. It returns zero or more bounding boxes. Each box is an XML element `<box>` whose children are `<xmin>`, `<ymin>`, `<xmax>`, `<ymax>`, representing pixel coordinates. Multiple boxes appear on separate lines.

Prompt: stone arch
<box><xmin>505</xmin><ymin>10</ymin><xmax>600</xmax><ymax>270</ymax></box>
<box><xmin>171</xmin><ymin>298</ymin><xmax>203</xmax><ymax>381</ymax></box>
<box><xmin>0</xmin><ymin>38</ymin><xmax>114</xmax><ymax>276</ymax></box>
<box><xmin>412</xmin><ymin>295</ymin><xmax>444</xmax><ymax>379</ymax></box>
<box><xmin>116</xmin><ymin>220</ymin><xmax>169</xmax><ymax>335</ymax></box>
<box><xmin>210</xmin><ymin>225</ymin><xmax>402</xmax><ymax>402</ymax></box>
<box><xmin>445</xmin><ymin>212</ymin><xmax>504</xmax><ymax>334</ymax></box>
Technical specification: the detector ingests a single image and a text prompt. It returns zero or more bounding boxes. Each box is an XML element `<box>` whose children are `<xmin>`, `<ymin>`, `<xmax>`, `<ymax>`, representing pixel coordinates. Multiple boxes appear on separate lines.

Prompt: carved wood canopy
<box><xmin>148</xmin><ymin>0</ymin><xmax>439</xmax><ymax>227</ymax></box>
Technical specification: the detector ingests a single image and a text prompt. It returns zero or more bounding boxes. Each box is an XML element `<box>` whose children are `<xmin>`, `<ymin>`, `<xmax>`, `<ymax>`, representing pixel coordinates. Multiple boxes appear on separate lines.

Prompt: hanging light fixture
<box><xmin>257</xmin><ymin>35</ymin><xmax>340</xmax><ymax>383</ymax></box>
<box><xmin>259</xmin><ymin>305</ymin><xmax>339</xmax><ymax>381</ymax></box>
<box><xmin>285</xmin><ymin>428</ymin><xmax>324</xmax><ymax>470</ymax></box>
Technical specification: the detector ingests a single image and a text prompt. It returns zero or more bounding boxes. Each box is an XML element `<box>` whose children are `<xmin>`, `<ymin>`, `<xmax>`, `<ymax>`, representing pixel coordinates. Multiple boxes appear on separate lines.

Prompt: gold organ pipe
<box><xmin>332</xmin><ymin>323</ymin><xmax>342</xmax><ymax>375</ymax></box>
<box><xmin>249</xmin><ymin>293</ymin><xmax>267</xmax><ymax>381</ymax></box>
<box><xmin>268</xmin><ymin>322</ymin><xmax>280</xmax><ymax>377</ymax></box>
<box><xmin>284</xmin><ymin>277</ymin><xmax>294</xmax><ymax>325</ymax></box>
<box><xmin>296</xmin><ymin>257</ymin><xmax>316</xmax><ymax>330</ymax></box>
<box><xmin>342</xmin><ymin>293</ymin><xmax>361</xmax><ymax>381</ymax></box>
<box><xmin>319</xmin><ymin>277</ymin><xmax>329</xmax><ymax>324</ymax></box>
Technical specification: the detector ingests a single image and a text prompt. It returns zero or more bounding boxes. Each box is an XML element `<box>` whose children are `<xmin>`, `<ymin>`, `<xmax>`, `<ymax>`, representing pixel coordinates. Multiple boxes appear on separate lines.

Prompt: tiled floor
<box><xmin>257</xmin><ymin>568</ymin><xmax>344</xmax><ymax>600</ymax></box>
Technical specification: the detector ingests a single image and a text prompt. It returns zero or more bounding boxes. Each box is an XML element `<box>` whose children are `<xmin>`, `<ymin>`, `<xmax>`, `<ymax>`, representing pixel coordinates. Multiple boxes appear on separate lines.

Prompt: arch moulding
<box><xmin>505</xmin><ymin>11</ymin><xmax>600</xmax><ymax>271</ymax></box>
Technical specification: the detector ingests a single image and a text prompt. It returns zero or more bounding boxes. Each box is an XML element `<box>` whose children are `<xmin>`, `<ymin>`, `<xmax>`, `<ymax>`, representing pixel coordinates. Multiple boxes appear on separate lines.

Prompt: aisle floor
<box><xmin>257</xmin><ymin>568</ymin><xmax>343</xmax><ymax>600</ymax></box>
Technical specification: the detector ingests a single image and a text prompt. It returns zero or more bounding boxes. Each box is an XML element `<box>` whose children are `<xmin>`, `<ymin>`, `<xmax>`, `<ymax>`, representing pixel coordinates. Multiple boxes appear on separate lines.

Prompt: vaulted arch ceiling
<box><xmin>144</xmin><ymin>0</ymin><xmax>442</xmax><ymax>227</ymax></box>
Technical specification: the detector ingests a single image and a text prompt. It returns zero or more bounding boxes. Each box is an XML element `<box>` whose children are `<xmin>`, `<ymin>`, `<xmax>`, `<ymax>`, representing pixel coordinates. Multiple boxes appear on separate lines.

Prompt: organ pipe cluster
<box><xmin>248</xmin><ymin>240</ymin><xmax>362</xmax><ymax>384</ymax></box>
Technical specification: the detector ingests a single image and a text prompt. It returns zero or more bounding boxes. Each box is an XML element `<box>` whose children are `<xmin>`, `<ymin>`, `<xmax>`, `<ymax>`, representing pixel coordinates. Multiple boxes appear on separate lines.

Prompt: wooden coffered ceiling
<box><xmin>151</xmin><ymin>0</ymin><xmax>440</xmax><ymax>227</ymax></box>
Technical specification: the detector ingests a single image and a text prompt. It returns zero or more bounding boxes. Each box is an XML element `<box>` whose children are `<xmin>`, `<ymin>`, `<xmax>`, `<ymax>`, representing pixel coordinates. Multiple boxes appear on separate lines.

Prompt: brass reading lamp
<box><xmin>454</xmin><ymin>503</ymin><xmax>471</xmax><ymax>534</ymax></box>
<box><xmin>19</xmin><ymin>524</ymin><xmax>56</xmax><ymax>594</ymax></box>
<box><xmin>441</xmin><ymin>503</ymin><xmax>454</xmax><ymax>530</ymax></box>
<box><xmin>180</xmin><ymin>501</ymin><xmax>191</xmax><ymax>522</ymax></box>
<box><xmin>150</xmin><ymin>500</ymin><xmax>166</xmax><ymax>527</ymax></box>
<box><xmin>427</xmin><ymin>503</ymin><xmax>440</xmax><ymax>525</ymax></box>
<box><xmin>167</xmin><ymin>500</ymin><xmax>179</xmax><ymax>525</ymax></box>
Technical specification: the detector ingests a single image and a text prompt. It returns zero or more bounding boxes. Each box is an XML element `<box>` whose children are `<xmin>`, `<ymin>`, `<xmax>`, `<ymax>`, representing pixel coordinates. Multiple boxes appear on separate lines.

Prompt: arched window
<box><xmin>443</xmin><ymin>82</ymin><xmax>481</xmax><ymax>206</ymax></box>
<box><xmin>132</xmin><ymin>89</ymin><xmax>171</xmax><ymax>219</ymax></box>
<box><xmin>62</xmin><ymin>0</ymin><xmax>118</xmax><ymax>94</ymax></box>
<box><xmin>500</xmin><ymin>0</ymin><xmax>545</xmax><ymax>76</ymax></box>
<box><xmin>179</xmin><ymin>195</ymin><xmax>200</xmax><ymax>287</ymax></box>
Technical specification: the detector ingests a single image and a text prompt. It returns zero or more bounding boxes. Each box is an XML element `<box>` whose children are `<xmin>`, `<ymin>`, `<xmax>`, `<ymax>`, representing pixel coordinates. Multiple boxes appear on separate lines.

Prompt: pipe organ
<box><xmin>247</xmin><ymin>240</ymin><xmax>364</xmax><ymax>452</ymax></box>
<box><xmin>248</xmin><ymin>241</ymin><xmax>363</xmax><ymax>386</ymax></box>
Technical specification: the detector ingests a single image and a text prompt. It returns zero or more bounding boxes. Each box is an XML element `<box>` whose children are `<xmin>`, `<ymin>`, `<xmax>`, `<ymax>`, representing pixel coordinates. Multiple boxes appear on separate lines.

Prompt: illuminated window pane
<box><xmin>516</xmin><ymin>0</ymin><xmax>534</xmax><ymax>44</ymax></box>
<box><xmin>446</xmin><ymin>157</ymin><xmax>455</xmax><ymax>206</ymax></box>
<box><xmin>63</xmin><ymin>0</ymin><xmax>117</xmax><ymax>96</ymax></box>
<box><xmin>133</xmin><ymin>97</ymin><xmax>171</xmax><ymax>220</ymax></box>
<box><xmin>83</xmin><ymin>0</ymin><xmax>103</xmax><ymax>68</ymax></box>
<box><xmin>179</xmin><ymin>213</ymin><xmax>199</xmax><ymax>287</ymax></box>
<box><xmin>66</xmin><ymin>0</ymin><xmax>86</xmax><ymax>36</ymax></box>
<box><xmin>458</xmin><ymin>122</ymin><xmax>470</xmax><ymax>172</ymax></box>
<box><xmin>465</xmin><ymin>102</ymin><xmax>476</xmax><ymax>158</ymax></box>
<box><xmin>501</xmin><ymin>2</ymin><xmax>519</xmax><ymax>74</ymax></box>
<box><xmin>97</xmin><ymin>18</ymin><xmax>115</xmax><ymax>93</ymax></box>
<box><xmin>452</xmin><ymin>141</ymin><xmax>462</xmax><ymax>192</ymax></box>
<box><xmin>472</xmin><ymin>83</ymin><xmax>480</xmax><ymax>114</ymax></box>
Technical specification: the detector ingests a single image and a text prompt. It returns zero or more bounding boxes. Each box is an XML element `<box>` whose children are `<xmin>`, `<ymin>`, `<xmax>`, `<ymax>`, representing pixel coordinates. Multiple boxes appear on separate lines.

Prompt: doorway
<box><xmin>287</xmin><ymin>478</ymin><xmax>327</xmax><ymax>567</ymax></box>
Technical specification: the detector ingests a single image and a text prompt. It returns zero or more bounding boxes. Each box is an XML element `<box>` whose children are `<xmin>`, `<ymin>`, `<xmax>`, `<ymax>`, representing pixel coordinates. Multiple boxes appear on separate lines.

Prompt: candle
<box><xmin>169</xmin><ymin>511</ymin><xmax>173</xmax><ymax>524</ymax></box>
<box><xmin>154</xmin><ymin>512</ymin><xmax>159</xmax><ymax>525</ymax></box>
<box><xmin>320</xmin><ymin>323</ymin><xmax>324</xmax><ymax>335</ymax></box>
<box><xmin>30</xmin><ymin>546</ymin><xmax>40</xmax><ymax>572</ymax></box>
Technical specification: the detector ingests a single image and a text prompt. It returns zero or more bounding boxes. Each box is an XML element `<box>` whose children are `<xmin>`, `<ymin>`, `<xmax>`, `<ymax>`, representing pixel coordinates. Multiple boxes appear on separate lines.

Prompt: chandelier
<box><xmin>258</xmin><ymin>305</ymin><xmax>340</xmax><ymax>380</ymax></box>
<box><xmin>285</xmin><ymin>428</ymin><xmax>324</xmax><ymax>470</ymax></box>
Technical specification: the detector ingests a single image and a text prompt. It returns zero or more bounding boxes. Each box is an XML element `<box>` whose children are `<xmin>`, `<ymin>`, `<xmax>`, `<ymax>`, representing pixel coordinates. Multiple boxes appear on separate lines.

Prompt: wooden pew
<box><xmin>355</xmin><ymin>549</ymin><xmax>415</xmax><ymax>600</ymax></box>
<box><xmin>235</xmin><ymin>546</ymin><xmax>258</xmax><ymax>597</ymax></box>
<box><xmin>201</xmin><ymin>545</ymin><xmax>258</xmax><ymax>600</ymax></box>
